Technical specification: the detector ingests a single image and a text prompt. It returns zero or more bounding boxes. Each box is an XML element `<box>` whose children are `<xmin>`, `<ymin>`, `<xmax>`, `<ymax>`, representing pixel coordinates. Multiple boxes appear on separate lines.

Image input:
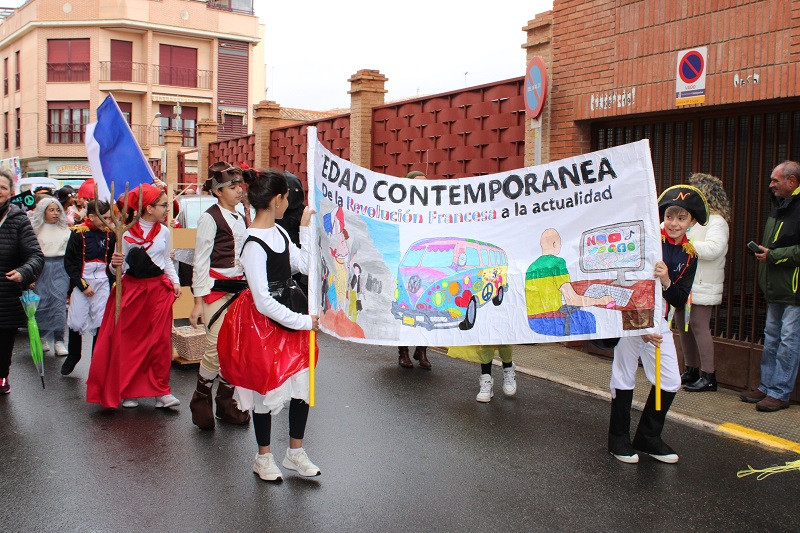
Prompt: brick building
<box><xmin>527</xmin><ymin>0</ymin><xmax>800</xmax><ymax>395</ymax></box>
<box><xmin>0</xmin><ymin>0</ymin><xmax>264</xmax><ymax>182</ymax></box>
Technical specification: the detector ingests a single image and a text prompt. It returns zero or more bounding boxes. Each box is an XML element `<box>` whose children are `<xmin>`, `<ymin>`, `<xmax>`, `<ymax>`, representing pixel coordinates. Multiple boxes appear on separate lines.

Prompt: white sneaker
<box><xmin>121</xmin><ymin>398</ymin><xmax>139</xmax><ymax>408</ymax></box>
<box><xmin>502</xmin><ymin>364</ymin><xmax>517</xmax><ymax>396</ymax></box>
<box><xmin>54</xmin><ymin>341</ymin><xmax>68</xmax><ymax>356</ymax></box>
<box><xmin>253</xmin><ymin>453</ymin><xmax>283</xmax><ymax>481</ymax></box>
<box><xmin>476</xmin><ymin>374</ymin><xmax>494</xmax><ymax>402</ymax></box>
<box><xmin>42</xmin><ymin>341</ymin><xmax>51</xmax><ymax>353</ymax></box>
<box><xmin>282</xmin><ymin>448</ymin><xmax>321</xmax><ymax>477</ymax></box>
<box><xmin>154</xmin><ymin>393</ymin><xmax>180</xmax><ymax>408</ymax></box>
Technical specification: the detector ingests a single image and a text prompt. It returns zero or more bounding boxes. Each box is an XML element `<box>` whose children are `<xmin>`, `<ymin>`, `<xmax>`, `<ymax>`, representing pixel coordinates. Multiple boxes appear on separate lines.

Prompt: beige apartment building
<box><xmin>0</xmin><ymin>0</ymin><xmax>264</xmax><ymax>182</ymax></box>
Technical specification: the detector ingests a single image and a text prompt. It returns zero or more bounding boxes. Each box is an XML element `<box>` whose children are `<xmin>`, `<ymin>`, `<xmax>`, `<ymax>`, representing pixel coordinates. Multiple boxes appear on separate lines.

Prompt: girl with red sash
<box><xmin>217</xmin><ymin>169</ymin><xmax>320</xmax><ymax>482</ymax></box>
<box><xmin>86</xmin><ymin>184</ymin><xmax>182</xmax><ymax>409</ymax></box>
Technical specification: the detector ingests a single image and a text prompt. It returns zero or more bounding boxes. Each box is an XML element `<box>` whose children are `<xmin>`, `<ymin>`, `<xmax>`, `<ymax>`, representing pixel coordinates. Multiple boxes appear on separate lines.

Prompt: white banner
<box><xmin>308</xmin><ymin>130</ymin><xmax>663</xmax><ymax>346</ymax></box>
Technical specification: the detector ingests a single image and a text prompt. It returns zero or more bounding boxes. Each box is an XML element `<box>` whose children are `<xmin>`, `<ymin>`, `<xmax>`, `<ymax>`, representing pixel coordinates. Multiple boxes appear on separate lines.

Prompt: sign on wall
<box><xmin>308</xmin><ymin>128</ymin><xmax>664</xmax><ymax>346</ymax></box>
<box><xmin>524</xmin><ymin>56</ymin><xmax>548</xmax><ymax>119</ymax></box>
<box><xmin>675</xmin><ymin>47</ymin><xmax>707</xmax><ymax>106</ymax></box>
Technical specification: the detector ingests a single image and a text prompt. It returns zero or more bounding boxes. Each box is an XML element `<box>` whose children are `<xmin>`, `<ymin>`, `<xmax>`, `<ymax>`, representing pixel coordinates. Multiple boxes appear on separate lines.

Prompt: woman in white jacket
<box><xmin>674</xmin><ymin>173</ymin><xmax>731</xmax><ymax>392</ymax></box>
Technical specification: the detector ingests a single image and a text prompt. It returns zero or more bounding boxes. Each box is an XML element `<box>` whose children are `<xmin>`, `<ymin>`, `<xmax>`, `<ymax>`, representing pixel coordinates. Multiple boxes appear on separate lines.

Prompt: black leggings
<box><xmin>481</xmin><ymin>360</ymin><xmax>513</xmax><ymax>375</ymax></box>
<box><xmin>252</xmin><ymin>398</ymin><xmax>310</xmax><ymax>447</ymax></box>
<box><xmin>0</xmin><ymin>328</ymin><xmax>17</xmax><ymax>378</ymax></box>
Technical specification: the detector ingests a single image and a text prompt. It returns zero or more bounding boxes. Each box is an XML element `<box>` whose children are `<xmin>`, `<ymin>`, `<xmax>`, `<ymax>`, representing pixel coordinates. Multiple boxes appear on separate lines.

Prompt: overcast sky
<box><xmin>260</xmin><ymin>0</ymin><xmax>554</xmax><ymax>110</ymax></box>
<box><xmin>2</xmin><ymin>0</ymin><xmax>554</xmax><ymax>111</ymax></box>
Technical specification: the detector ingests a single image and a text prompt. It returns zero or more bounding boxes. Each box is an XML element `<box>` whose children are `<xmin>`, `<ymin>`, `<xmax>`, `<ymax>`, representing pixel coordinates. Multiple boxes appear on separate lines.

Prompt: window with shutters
<box><xmin>110</xmin><ymin>40</ymin><xmax>133</xmax><ymax>82</ymax></box>
<box><xmin>47</xmin><ymin>101</ymin><xmax>89</xmax><ymax>144</ymax></box>
<box><xmin>15</xmin><ymin>108</ymin><xmax>19</xmax><ymax>148</ymax></box>
<box><xmin>3</xmin><ymin>58</ymin><xmax>7</xmax><ymax>96</ymax></box>
<box><xmin>3</xmin><ymin>112</ymin><xmax>7</xmax><ymax>150</ymax></box>
<box><xmin>158</xmin><ymin>104</ymin><xmax>197</xmax><ymax>147</ymax></box>
<box><xmin>158</xmin><ymin>45</ymin><xmax>198</xmax><ymax>88</ymax></box>
<box><xmin>117</xmin><ymin>101</ymin><xmax>132</xmax><ymax>125</ymax></box>
<box><xmin>14</xmin><ymin>51</ymin><xmax>19</xmax><ymax>91</ymax></box>
<box><xmin>47</xmin><ymin>39</ymin><xmax>90</xmax><ymax>82</ymax></box>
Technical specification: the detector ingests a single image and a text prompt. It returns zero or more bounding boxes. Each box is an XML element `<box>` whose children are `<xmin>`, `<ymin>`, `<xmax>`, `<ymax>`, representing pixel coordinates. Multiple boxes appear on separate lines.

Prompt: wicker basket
<box><xmin>172</xmin><ymin>325</ymin><xmax>207</xmax><ymax>362</ymax></box>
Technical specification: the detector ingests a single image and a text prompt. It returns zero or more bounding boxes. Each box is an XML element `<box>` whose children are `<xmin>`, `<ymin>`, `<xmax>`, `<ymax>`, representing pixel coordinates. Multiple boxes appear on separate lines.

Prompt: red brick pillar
<box><xmin>253</xmin><ymin>100</ymin><xmax>282</xmax><ymax>169</ymax></box>
<box><xmin>523</xmin><ymin>12</ymin><xmax>553</xmax><ymax>166</ymax></box>
<box><xmin>348</xmin><ymin>69</ymin><xmax>388</xmax><ymax>168</ymax></box>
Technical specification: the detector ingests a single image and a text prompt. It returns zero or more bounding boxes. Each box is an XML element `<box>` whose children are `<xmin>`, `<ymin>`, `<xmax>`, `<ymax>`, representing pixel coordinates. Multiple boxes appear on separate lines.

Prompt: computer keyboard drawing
<box><xmin>584</xmin><ymin>283</ymin><xmax>634</xmax><ymax>307</ymax></box>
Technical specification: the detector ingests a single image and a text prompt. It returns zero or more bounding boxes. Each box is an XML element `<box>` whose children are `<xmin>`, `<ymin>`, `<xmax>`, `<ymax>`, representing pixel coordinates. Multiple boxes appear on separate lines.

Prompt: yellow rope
<box><xmin>737</xmin><ymin>460</ymin><xmax>800</xmax><ymax>480</ymax></box>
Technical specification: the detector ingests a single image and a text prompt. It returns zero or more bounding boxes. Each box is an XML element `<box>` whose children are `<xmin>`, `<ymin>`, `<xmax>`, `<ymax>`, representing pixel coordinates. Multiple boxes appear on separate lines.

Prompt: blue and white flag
<box><xmin>85</xmin><ymin>94</ymin><xmax>155</xmax><ymax>201</ymax></box>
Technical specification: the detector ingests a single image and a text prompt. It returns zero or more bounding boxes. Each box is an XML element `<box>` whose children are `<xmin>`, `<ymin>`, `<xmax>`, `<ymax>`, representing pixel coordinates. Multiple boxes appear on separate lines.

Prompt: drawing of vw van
<box><xmin>392</xmin><ymin>237</ymin><xmax>509</xmax><ymax>330</ymax></box>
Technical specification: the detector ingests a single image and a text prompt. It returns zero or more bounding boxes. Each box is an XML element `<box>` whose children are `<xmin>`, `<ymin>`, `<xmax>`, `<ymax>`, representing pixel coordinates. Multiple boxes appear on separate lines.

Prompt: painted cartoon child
<box><xmin>525</xmin><ymin>228</ymin><xmax>612</xmax><ymax>335</ymax></box>
<box><xmin>323</xmin><ymin>206</ymin><xmax>353</xmax><ymax>314</ymax></box>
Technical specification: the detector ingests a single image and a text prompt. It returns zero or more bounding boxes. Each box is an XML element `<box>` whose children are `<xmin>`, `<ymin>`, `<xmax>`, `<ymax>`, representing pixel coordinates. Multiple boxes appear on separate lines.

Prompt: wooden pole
<box><xmin>93</xmin><ymin>182</ymin><xmax>142</xmax><ymax>322</ymax></box>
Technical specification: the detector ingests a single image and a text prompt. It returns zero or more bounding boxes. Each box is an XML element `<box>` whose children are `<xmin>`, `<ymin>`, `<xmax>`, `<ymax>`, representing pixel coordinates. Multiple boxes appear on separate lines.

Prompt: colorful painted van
<box><xmin>392</xmin><ymin>237</ymin><xmax>509</xmax><ymax>330</ymax></box>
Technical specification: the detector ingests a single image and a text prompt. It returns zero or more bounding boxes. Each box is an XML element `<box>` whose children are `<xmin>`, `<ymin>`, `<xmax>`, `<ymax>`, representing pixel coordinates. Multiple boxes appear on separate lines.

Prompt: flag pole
<box><xmin>655</xmin><ymin>346</ymin><xmax>661</xmax><ymax>411</ymax></box>
<box><xmin>309</xmin><ymin>330</ymin><xmax>316</xmax><ymax>407</ymax></box>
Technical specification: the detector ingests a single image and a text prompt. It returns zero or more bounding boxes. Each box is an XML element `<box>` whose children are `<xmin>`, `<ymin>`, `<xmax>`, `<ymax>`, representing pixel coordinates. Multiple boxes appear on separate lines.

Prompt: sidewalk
<box><xmin>447</xmin><ymin>343</ymin><xmax>800</xmax><ymax>454</ymax></box>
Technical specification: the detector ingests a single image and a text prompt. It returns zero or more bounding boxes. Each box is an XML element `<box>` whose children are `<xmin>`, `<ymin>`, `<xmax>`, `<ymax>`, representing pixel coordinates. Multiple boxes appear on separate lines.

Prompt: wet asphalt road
<box><xmin>1</xmin><ymin>329</ymin><xmax>799</xmax><ymax>532</ymax></box>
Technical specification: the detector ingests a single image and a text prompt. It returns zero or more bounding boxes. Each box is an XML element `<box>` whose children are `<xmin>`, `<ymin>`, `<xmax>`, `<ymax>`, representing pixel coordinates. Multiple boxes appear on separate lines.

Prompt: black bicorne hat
<box><xmin>657</xmin><ymin>184</ymin><xmax>709</xmax><ymax>226</ymax></box>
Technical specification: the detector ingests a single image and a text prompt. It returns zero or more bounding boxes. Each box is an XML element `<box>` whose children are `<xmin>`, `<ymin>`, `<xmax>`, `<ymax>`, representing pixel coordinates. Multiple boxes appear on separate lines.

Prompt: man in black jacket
<box><xmin>0</xmin><ymin>170</ymin><xmax>44</xmax><ymax>394</ymax></box>
<box><xmin>741</xmin><ymin>161</ymin><xmax>800</xmax><ymax>412</ymax></box>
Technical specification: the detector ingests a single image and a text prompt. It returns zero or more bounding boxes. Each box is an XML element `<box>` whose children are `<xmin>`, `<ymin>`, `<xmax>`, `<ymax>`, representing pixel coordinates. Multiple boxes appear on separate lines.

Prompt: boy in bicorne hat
<box><xmin>607</xmin><ymin>184</ymin><xmax>708</xmax><ymax>465</ymax></box>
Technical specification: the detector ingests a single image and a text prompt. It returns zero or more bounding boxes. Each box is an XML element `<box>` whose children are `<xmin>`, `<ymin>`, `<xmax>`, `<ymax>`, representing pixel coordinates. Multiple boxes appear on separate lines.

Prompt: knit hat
<box><xmin>657</xmin><ymin>184</ymin><xmax>709</xmax><ymax>226</ymax></box>
<box><xmin>405</xmin><ymin>171</ymin><xmax>425</xmax><ymax>179</ymax></box>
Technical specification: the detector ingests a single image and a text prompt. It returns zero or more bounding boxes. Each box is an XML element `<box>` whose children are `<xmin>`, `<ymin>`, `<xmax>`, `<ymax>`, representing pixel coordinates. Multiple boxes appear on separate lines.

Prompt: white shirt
<box><xmin>240</xmin><ymin>225</ymin><xmax>310</xmax><ymax>331</ymax></box>
<box><xmin>121</xmin><ymin>219</ymin><xmax>180</xmax><ymax>284</ymax></box>
<box><xmin>192</xmin><ymin>207</ymin><xmax>246</xmax><ymax>297</ymax></box>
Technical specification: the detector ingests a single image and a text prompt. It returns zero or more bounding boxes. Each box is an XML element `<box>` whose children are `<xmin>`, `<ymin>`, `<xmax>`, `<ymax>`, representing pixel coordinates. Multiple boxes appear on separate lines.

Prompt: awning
<box><xmin>219</xmin><ymin>106</ymin><xmax>248</xmax><ymax>116</ymax></box>
<box><xmin>152</xmin><ymin>94</ymin><xmax>213</xmax><ymax>104</ymax></box>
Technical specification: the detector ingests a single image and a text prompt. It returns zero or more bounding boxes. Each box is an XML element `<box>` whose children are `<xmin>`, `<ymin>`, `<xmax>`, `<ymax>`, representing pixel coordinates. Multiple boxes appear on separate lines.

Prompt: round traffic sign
<box><xmin>679</xmin><ymin>50</ymin><xmax>704</xmax><ymax>84</ymax></box>
<box><xmin>525</xmin><ymin>56</ymin><xmax>548</xmax><ymax>119</ymax></box>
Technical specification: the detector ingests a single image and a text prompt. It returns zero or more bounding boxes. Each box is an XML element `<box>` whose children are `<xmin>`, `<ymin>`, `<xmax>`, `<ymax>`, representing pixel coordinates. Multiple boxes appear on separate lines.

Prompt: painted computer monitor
<box><xmin>579</xmin><ymin>220</ymin><xmax>645</xmax><ymax>286</ymax></box>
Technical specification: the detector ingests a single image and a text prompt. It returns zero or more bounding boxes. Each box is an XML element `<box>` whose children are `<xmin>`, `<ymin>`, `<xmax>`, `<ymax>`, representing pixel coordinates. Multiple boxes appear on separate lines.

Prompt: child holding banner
<box><xmin>607</xmin><ymin>184</ymin><xmax>707</xmax><ymax>464</ymax></box>
<box><xmin>216</xmin><ymin>169</ymin><xmax>320</xmax><ymax>482</ymax></box>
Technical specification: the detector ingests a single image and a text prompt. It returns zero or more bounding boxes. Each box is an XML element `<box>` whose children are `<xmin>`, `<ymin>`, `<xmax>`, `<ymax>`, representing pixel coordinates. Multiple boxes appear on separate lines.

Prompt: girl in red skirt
<box><xmin>218</xmin><ymin>169</ymin><xmax>320</xmax><ymax>482</ymax></box>
<box><xmin>86</xmin><ymin>184</ymin><xmax>181</xmax><ymax>409</ymax></box>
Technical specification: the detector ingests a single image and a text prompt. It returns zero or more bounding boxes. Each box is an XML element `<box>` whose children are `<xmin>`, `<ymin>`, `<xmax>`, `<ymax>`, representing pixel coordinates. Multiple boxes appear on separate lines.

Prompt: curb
<box><xmin>510</xmin><ymin>361</ymin><xmax>800</xmax><ymax>455</ymax></box>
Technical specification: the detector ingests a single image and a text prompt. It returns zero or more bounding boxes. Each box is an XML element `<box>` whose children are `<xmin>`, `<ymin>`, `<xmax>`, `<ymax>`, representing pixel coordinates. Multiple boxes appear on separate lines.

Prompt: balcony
<box><xmin>154</xmin><ymin>65</ymin><xmax>213</xmax><ymax>90</ymax></box>
<box><xmin>99</xmin><ymin>61</ymin><xmax>148</xmax><ymax>83</ymax></box>
<box><xmin>47</xmin><ymin>123</ymin><xmax>85</xmax><ymax>144</ymax></box>
<box><xmin>207</xmin><ymin>0</ymin><xmax>254</xmax><ymax>15</ymax></box>
<box><xmin>47</xmin><ymin>62</ymin><xmax>90</xmax><ymax>83</ymax></box>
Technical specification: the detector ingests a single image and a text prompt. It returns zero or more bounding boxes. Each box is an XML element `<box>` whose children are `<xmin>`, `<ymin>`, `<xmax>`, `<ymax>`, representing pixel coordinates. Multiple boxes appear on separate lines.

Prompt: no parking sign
<box><xmin>675</xmin><ymin>47</ymin><xmax>707</xmax><ymax>106</ymax></box>
<box><xmin>525</xmin><ymin>56</ymin><xmax>548</xmax><ymax>119</ymax></box>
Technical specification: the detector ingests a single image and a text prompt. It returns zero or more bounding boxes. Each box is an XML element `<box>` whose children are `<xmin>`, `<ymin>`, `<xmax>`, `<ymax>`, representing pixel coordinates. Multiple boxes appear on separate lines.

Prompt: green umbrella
<box><xmin>20</xmin><ymin>290</ymin><xmax>45</xmax><ymax>389</ymax></box>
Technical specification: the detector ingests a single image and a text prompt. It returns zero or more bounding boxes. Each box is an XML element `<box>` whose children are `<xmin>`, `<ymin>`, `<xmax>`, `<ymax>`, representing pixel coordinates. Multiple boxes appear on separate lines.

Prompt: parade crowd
<box><xmin>1</xmin><ymin>160</ymin><xmax>799</xmax><ymax>479</ymax></box>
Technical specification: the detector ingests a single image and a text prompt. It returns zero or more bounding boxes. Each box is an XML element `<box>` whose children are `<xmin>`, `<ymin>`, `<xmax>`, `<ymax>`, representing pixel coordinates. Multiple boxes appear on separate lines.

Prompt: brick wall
<box><xmin>371</xmin><ymin>78</ymin><xmax>526</xmax><ymax>179</ymax></box>
<box><xmin>550</xmin><ymin>0</ymin><xmax>800</xmax><ymax>159</ymax></box>
<box><xmin>207</xmin><ymin>133</ymin><xmax>255</xmax><ymax>169</ymax></box>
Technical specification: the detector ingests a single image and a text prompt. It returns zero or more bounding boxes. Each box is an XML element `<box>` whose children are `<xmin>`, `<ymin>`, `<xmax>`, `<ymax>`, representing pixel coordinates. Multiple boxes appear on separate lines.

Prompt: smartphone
<box><xmin>747</xmin><ymin>241</ymin><xmax>761</xmax><ymax>253</ymax></box>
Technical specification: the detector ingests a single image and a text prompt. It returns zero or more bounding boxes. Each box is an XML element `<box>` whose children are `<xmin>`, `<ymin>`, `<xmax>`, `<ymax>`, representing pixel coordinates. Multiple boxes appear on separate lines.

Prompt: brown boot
<box><xmin>215</xmin><ymin>380</ymin><xmax>251</xmax><ymax>425</ymax></box>
<box><xmin>413</xmin><ymin>346</ymin><xmax>431</xmax><ymax>369</ymax></box>
<box><xmin>398</xmin><ymin>346</ymin><xmax>413</xmax><ymax>368</ymax></box>
<box><xmin>189</xmin><ymin>376</ymin><xmax>215</xmax><ymax>431</ymax></box>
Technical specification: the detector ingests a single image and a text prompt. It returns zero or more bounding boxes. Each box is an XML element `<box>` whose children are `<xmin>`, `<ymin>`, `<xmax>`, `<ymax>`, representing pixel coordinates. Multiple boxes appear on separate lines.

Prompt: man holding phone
<box><xmin>742</xmin><ymin>161</ymin><xmax>800</xmax><ymax>411</ymax></box>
